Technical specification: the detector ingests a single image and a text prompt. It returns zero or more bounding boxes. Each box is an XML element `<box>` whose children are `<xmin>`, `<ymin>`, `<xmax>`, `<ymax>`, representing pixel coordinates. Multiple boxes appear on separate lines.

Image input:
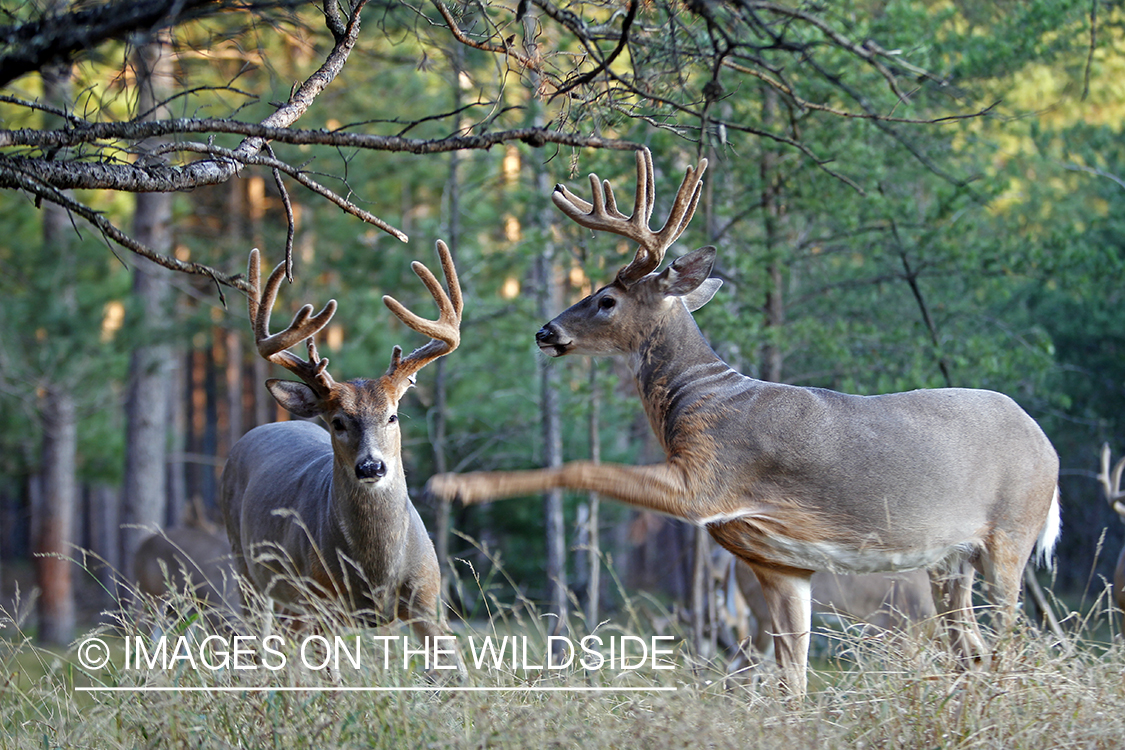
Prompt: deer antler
<box><xmin>382</xmin><ymin>240</ymin><xmax>463</xmax><ymax>391</ymax></box>
<box><xmin>247</xmin><ymin>248</ymin><xmax>338</xmax><ymax>398</ymax></box>
<box><xmin>551</xmin><ymin>147</ymin><xmax>707</xmax><ymax>285</ymax></box>
<box><xmin>1099</xmin><ymin>443</ymin><xmax>1125</xmax><ymax>518</ymax></box>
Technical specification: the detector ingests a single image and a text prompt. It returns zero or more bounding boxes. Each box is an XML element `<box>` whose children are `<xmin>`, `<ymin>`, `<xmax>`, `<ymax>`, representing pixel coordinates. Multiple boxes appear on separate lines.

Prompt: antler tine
<box><xmin>633</xmin><ymin>145</ymin><xmax>655</xmax><ymax>229</ymax></box>
<box><xmin>246</xmin><ymin>248</ymin><xmax>338</xmax><ymax>396</ymax></box>
<box><xmin>551</xmin><ymin>148</ymin><xmax>707</xmax><ymax>286</ymax></box>
<box><xmin>1100</xmin><ymin>443</ymin><xmax>1125</xmax><ymax>516</ymax></box>
<box><xmin>381</xmin><ymin>240</ymin><xmax>462</xmax><ymax>389</ymax></box>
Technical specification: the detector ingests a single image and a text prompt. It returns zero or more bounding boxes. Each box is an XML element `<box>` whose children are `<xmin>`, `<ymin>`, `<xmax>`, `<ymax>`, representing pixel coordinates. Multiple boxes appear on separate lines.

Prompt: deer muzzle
<box><xmin>355</xmin><ymin>457</ymin><xmax>388</xmax><ymax>483</ymax></box>
<box><xmin>535</xmin><ymin>324</ymin><xmax>572</xmax><ymax>357</ymax></box>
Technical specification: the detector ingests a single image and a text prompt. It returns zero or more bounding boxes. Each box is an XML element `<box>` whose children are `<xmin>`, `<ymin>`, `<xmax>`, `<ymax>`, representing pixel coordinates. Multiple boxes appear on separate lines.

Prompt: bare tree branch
<box><xmin>1</xmin><ymin>0</ymin><xmax>378</xmax><ymax>289</ymax></box>
<box><xmin>0</xmin><ymin>119</ymin><xmax>635</xmax><ymax>156</ymax></box>
<box><xmin>0</xmin><ymin>162</ymin><xmax>250</xmax><ymax>296</ymax></box>
<box><xmin>0</xmin><ymin>126</ymin><xmax>633</xmax><ymax>245</ymax></box>
<box><xmin>0</xmin><ymin>0</ymin><xmax>305</xmax><ymax>87</ymax></box>
<box><xmin>1</xmin><ymin>0</ymin><xmax>1051</xmax><ymax>292</ymax></box>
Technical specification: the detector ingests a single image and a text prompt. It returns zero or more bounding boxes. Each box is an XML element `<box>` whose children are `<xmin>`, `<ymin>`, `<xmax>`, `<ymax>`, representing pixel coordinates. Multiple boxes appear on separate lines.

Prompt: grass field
<box><xmin>2</xmin><ymin>573</ymin><xmax>1123</xmax><ymax>750</ymax></box>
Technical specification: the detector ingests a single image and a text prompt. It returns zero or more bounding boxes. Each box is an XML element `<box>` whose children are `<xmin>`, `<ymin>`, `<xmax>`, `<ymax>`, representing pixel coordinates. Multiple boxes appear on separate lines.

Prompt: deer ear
<box><xmin>657</xmin><ymin>246</ymin><xmax>717</xmax><ymax>298</ymax></box>
<box><xmin>682</xmin><ymin>277</ymin><xmax>722</xmax><ymax>311</ymax></box>
<box><xmin>266</xmin><ymin>379</ymin><xmax>325</xmax><ymax>419</ymax></box>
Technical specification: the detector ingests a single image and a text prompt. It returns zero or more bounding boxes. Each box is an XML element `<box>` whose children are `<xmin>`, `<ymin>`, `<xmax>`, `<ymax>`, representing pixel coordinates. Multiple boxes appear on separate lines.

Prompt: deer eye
<box><xmin>598</xmin><ymin>296</ymin><xmax>616</xmax><ymax>311</ymax></box>
<box><xmin>330</xmin><ymin>417</ymin><xmax>347</xmax><ymax>433</ymax></box>
<box><xmin>388</xmin><ymin>413</ymin><xmax>398</xmax><ymax>424</ymax></box>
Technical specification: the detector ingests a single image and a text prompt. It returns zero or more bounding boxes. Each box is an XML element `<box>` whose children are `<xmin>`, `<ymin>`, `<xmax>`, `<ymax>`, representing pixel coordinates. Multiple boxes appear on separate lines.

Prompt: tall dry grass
<box><xmin>1</xmin><ymin>560</ymin><xmax>1123</xmax><ymax>750</ymax></box>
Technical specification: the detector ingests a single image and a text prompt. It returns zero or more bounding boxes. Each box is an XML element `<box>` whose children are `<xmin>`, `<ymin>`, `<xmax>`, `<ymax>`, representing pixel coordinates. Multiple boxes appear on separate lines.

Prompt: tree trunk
<box><xmin>537</xmin><ymin>241</ymin><xmax>567</xmax><ymax>633</ymax></box>
<box><xmin>225</xmin><ymin>328</ymin><xmax>243</xmax><ymax>452</ymax></box>
<box><xmin>584</xmin><ymin>361</ymin><xmax>601</xmax><ymax>631</ymax></box>
<box><xmin>433</xmin><ymin>44</ymin><xmax>464</xmax><ymax>601</ymax></box>
<box><xmin>120</xmin><ymin>36</ymin><xmax>175</xmax><ymax>595</ymax></box>
<box><xmin>523</xmin><ymin>12</ymin><xmax>568</xmax><ymax>639</ymax></box>
<box><xmin>34</xmin><ymin>388</ymin><xmax>77</xmax><ymax>644</ymax></box>
<box><xmin>86</xmin><ymin>484</ymin><xmax>119</xmax><ymax>609</ymax></box>
<box><xmin>760</xmin><ymin>86</ymin><xmax>786</xmax><ymax>385</ymax></box>
<box><xmin>33</xmin><ymin>17</ymin><xmax>78</xmax><ymax>645</ymax></box>
<box><xmin>166</xmin><ymin>347</ymin><xmax>187</xmax><ymax>525</ymax></box>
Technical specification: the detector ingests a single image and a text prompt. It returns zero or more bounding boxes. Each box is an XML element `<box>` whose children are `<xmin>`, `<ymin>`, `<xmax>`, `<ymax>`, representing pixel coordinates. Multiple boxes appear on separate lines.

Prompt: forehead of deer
<box><xmin>613</xmin><ymin>266</ymin><xmax>641</xmax><ymax>288</ymax></box>
<box><xmin>604</xmin><ymin>271</ymin><xmax>661</xmax><ymax>299</ymax></box>
<box><xmin>326</xmin><ymin>378</ymin><xmax>397</xmax><ymax>416</ymax></box>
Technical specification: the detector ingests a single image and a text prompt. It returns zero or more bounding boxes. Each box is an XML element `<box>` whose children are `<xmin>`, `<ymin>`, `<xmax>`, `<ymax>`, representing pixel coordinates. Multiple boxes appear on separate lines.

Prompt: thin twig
<box><xmin>264</xmin><ymin>142</ymin><xmax>296</xmax><ymax>280</ymax></box>
<box><xmin>1</xmin><ymin>163</ymin><xmax>249</xmax><ymax>292</ymax></box>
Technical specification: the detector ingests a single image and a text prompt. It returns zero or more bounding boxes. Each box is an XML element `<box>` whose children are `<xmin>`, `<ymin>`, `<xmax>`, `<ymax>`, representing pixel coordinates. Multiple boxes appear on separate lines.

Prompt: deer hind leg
<box><xmin>747</xmin><ymin>563</ymin><xmax>813</xmax><ymax>697</ymax></box>
<box><xmin>929</xmin><ymin>558</ymin><xmax>988</xmax><ymax>668</ymax></box>
<box><xmin>979</xmin><ymin>531</ymin><xmax>1031</xmax><ymax>628</ymax></box>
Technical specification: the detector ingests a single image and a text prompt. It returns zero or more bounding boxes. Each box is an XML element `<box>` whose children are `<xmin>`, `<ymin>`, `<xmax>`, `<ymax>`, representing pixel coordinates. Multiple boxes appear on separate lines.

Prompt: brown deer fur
<box><xmin>427</xmin><ymin>149</ymin><xmax>1061</xmax><ymax>696</ymax></box>
<box><xmin>219</xmin><ymin>243</ymin><xmax>465</xmax><ymax>676</ymax></box>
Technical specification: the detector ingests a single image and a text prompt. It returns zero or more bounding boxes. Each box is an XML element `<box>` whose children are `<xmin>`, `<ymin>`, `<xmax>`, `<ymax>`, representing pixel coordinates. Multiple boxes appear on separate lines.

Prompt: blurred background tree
<box><xmin>0</xmin><ymin>0</ymin><xmax>1119</xmax><ymax>647</ymax></box>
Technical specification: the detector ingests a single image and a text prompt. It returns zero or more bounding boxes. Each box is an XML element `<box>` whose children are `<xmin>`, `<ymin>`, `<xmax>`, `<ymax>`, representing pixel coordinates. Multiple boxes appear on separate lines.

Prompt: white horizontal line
<box><xmin>76</xmin><ymin>685</ymin><xmax>678</xmax><ymax>693</ymax></box>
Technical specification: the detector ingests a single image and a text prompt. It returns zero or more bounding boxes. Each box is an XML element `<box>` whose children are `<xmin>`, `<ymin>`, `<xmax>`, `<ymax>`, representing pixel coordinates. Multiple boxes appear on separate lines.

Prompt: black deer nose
<box><xmin>535</xmin><ymin>325</ymin><xmax>555</xmax><ymax>345</ymax></box>
<box><xmin>355</xmin><ymin>458</ymin><xmax>387</xmax><ymax>481</ymax></box>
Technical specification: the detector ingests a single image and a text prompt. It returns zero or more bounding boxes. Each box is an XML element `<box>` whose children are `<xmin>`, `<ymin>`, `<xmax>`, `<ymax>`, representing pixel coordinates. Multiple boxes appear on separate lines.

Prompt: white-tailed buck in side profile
<box><xmin>427</xmin><ymin>147</ymin><xmax>1062</xmax><ymax>697</ymax></box>
<box><xmin>725</xmin><ymin>561</ymin><xmax>935</xmax><ymax>672</ymax></box>
<box><xmin>219</xmin><ymin>242</ymin><xmax>464</xmax><ymax>674</ymax></box>
<box><xmin>1097</xmin><ymin>443</ymin><xmax>1125</xmax><ymax>634</ymax></box>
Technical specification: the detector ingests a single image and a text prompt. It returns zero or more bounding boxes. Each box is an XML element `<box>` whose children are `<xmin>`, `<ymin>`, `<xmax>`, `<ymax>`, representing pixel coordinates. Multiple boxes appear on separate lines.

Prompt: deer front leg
<box><xmin>396</xmin><ymin>552</ymin><xmax>466</xmax><ymax>680</ymax></box>
<box><xmin>746</xmin><ymin>564</ymin><xmax>813</xmax><ymax>698</ymax></box>
<box><xmin>396</xmin><ymin>591</ymin><xmax>466</xmax><ymax>681</ymax></box>
<box><xmin>427</xmin><ymin>460</ymin><xmax>701</xmax><ymax>519</ymax></box>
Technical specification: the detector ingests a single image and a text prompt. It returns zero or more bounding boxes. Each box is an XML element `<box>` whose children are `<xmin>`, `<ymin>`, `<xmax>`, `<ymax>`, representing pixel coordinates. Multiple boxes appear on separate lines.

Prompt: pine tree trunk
<box><xmin>86</xmin><ymin>484</ymin><xmax>119</xmax><ymax>608</ymax></box>
<box><xmin>760</xmin><ymin>86</ymin><xmax>786</xmax><ymax>385</ymax></box>
<box><xmin>33</xmin><ymin>15</ymin><xmax>78</xmax><ymax>645</ymax></box>
<box><xmin>537</xmin><ymin>243</ymin><xmax>567</xmax><ymax>632</ymax></box>
<box><xmin>584</xmin><ymin>362</ymin><xmax>601</xmax><ymax>630</ymax></box>
<box><xmin>523</xmin><ymin>12</ymin><xmax>568</xmax><ymax>637</ymax></box>
<box><xmin>120</xmin><ymin>36</ymin><xmax>175</xmax><ymax>592</ymax></box>
<box><xmin>433</xmin><ymin>45</ymin><xmax>464</xmax><ymax>599</ymax></box>
<box><xmin>166</xmin><ymin>350</ymin><xmax>187</xmax><ymax>525</ymax></box>
<box><xmin>34</xmin><ymin>387</ymin><xmax>77</xmax><ymax>644</ymax></box>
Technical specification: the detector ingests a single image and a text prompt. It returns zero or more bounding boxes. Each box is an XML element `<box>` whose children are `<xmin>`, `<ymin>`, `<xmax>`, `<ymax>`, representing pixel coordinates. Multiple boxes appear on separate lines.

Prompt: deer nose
<box><xmin>535</xmin><ymin>325</ymin><xmax>556</xmax><ymax>345</ymax></box>
<box><xmin>355</xmin><ymin>458</ymin><xmax>387</xmax><ymax>481</ymax></box>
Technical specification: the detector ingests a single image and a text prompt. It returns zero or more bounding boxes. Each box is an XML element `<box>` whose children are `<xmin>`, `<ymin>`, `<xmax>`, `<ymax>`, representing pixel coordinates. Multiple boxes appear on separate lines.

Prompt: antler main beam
<box><xmin>382</xmin><ymin>240</ymin><xmax>463</xmax><ymax>390</ymax></box>
<box><xmin>551</xmin><ymin>147</ymin><xmax>707</xmax><ymax>285</ymax></box>
<box><xmin>247</xmin><ymin>247</ymin><xmax>338</xmax><ymax>397</ymax></box>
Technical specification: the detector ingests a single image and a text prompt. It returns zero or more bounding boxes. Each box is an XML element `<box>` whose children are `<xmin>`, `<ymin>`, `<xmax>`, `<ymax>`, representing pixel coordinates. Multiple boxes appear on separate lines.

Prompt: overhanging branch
<box><xmin>0</xmin><ymin>0</ymin><xmax>304</xmax><ymax>87</ymax></box>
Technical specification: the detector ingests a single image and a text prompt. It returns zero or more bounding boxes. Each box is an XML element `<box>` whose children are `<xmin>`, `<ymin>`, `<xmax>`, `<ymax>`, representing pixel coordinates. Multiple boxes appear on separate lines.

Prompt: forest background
<box><xmin>0</xmin><ymin>0</ymin><xmax>1122</xmax><ymax>649</ymax></box>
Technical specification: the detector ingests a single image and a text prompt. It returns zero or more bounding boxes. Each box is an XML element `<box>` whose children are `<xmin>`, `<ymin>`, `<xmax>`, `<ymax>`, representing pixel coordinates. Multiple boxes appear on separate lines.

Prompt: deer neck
<box><xmin>328</xmin><ymin>458</ymin><xmax>411</xmax><ymax>581</ymax></box>
<box><xmin>631</xmin><ymin>303</ymin><xmax>732</xmax><ymax>452</ymax></box>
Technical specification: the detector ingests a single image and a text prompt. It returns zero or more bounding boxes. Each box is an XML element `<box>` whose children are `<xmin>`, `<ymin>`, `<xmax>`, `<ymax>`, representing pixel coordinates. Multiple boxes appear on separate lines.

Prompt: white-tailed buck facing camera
<box><xmin>218</xmin><ymin>241</ymin><xmax>465</xmax><ymax>678</ymax></box>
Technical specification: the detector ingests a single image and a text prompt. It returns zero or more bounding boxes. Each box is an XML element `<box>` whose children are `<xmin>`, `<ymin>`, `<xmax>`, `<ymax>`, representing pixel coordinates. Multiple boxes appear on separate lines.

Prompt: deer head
<box><xmin>248</xmin><ymin>241</ymin><xmax>462</xmax><ymax>485</ymax></box>
<box><xmin>537</xmin><ymin>148</ymin><xmax>721</xmax><ymax>358</ymax></box>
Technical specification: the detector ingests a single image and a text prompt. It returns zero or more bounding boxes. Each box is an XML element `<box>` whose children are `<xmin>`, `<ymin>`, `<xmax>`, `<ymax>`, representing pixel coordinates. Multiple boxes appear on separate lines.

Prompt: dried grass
<box><xmin>1</xmin><ymin>562</ymin><xmax>1123</xmax><ymax>750</ymax></box>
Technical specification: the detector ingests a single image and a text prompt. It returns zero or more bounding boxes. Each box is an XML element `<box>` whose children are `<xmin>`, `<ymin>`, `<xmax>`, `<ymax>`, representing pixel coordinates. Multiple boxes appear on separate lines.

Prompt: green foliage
<box><xmin>3</xmin><ymin>0</ymin><xmax>1125</xmax><ymax>602</ymax></box>
<box><xmin>0</xmin><ymin>189</ymin><xmax>132</xmax><ymax>484</ymax></box>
